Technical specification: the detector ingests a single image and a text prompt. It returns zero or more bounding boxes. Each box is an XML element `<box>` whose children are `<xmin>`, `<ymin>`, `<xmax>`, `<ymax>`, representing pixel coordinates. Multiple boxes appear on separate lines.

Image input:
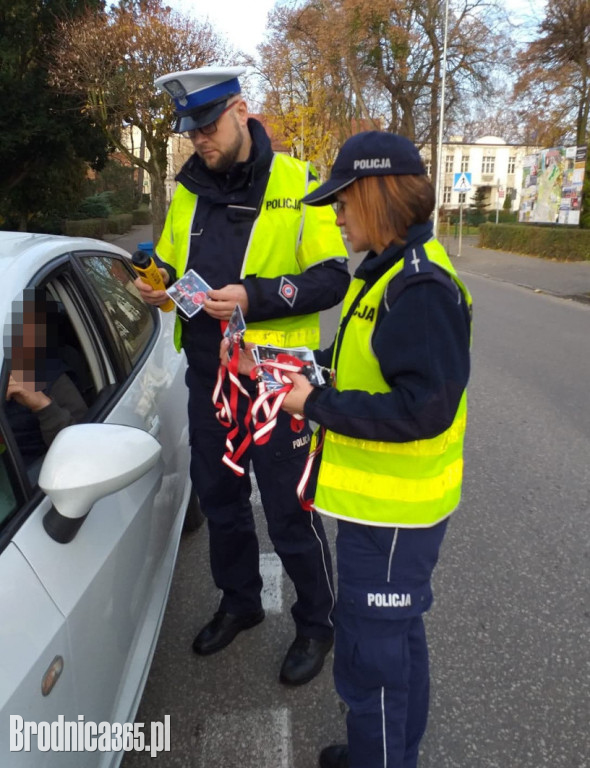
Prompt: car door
<box><xmin>0</xmin><ymin>427</ymin><xmax>80</xmax><ymax>762</ymax></box>
<box><xmin>0</xmin><ymin>248</ymin><xmax>189</xmax><ymax>767</ymax></box>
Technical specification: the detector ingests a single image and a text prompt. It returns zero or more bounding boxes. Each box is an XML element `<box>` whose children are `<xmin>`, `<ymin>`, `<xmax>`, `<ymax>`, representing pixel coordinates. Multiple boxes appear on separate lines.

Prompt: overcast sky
<box><xmin>171</xmin><ymin>0</ymin><xmax>546</xmax><ymax>54</ymax></box>
<box><xmin>168</xmin><ymin>0</ymin><xmax>276</xmax><ymax>57</ymax></box>
<box><xmin>167</xmin><ymin>0</ymin><xmax>546</xmax><ymax>60</ymax></box>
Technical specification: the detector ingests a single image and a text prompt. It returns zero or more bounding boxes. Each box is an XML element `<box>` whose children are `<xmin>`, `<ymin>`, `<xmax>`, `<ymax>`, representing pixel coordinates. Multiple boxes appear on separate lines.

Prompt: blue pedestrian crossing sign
<box><xmin>453</xmin><ymin>172</ymin><xmax>472</xmax><ymax>192</ymax></box>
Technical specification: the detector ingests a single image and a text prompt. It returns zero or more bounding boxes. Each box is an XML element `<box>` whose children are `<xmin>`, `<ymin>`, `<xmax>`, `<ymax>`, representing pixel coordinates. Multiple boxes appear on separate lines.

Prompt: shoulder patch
<box><xmin>279</xmin><ymin>276</ymin><xmax>298</xmax><ymax>308</ymax></box>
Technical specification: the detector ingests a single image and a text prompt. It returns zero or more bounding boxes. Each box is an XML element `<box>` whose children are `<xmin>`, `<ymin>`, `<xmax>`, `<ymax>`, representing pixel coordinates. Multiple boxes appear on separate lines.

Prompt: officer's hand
<box><xmin>204</xmin><ymin>284</ymin><xmax>249</xmax><ymax>320</ymax></box>
<box><xmin>133</xmin><ymin>271</ymin><xmax>170</xmax><ymax>307</ymax></box>
<box><xmin>219</xmin><ymin>338</ymin><xmax>256</xmax><ymax>376</ymax></box>
<box><xmin>281</xmin><ymin>372</ymin><xmax>314</xmax><ymax>416</ymax></box>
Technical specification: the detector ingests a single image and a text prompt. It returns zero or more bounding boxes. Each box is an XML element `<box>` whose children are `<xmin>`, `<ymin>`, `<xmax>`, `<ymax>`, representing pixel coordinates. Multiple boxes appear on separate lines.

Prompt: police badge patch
<box><xmin>279</xmin><ymin>277</ymin><xmax>298</xmax><ymax>308</ymax></box>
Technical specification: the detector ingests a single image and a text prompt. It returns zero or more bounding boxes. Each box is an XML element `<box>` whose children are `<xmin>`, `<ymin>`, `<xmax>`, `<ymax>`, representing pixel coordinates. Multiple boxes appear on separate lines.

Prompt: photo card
<box><xmin>224</xmin><ymin>304</ymin><xmax>247</xmax><ymax>356</ymax></box>
<box><xmin>166</xmin><ymin>269</ymin><xmax>212</xmax><ymax>318</ymax></box>
<box><xmin>252</xmin><ymin>344</ymin><xmax>325</xmax><ymax>391</ymax></box>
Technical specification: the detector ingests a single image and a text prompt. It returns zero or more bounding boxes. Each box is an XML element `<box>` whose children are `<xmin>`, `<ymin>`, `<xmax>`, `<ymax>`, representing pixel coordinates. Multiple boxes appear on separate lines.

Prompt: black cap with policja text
<box><xmin>301</xmin><ymin>131</ymin><xmax>426</xmax><ymax>206</ymax></box>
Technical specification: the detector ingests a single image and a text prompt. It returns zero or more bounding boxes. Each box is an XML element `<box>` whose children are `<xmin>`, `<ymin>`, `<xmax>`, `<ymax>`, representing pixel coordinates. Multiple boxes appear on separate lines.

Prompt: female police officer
<box><xmin>280</xmin><ymin>131</ymin><xmax>472</xmax><ymax>768</ymax></box>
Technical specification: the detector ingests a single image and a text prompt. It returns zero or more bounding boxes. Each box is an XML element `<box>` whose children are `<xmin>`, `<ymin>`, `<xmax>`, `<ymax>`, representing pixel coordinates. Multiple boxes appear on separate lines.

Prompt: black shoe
<box><xmin>319</xmin><ymin>744</ymin><xmax>349</xmax><ymax>768</ymax></box>
<box><xmin>192</xmin><ymin>609</ymin><xmax>265</xmax><ymax>656</ymax></box>
<box><xmin>279</xmin><ymin>634</ymin><xmax>334</xmax><ymax>686</ymax></box>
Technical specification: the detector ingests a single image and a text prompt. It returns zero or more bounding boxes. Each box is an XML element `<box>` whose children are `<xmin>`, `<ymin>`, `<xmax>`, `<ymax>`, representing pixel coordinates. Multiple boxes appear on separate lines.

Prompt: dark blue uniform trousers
<box><xmin>334</xmin><ymin>518</ymin><xmax>449</xmax><ymax>768</ymax></box>
<box><xmin>186</xmin><ymin>367</ymin><xmax>334</xmax><ymax>640</ymax></box>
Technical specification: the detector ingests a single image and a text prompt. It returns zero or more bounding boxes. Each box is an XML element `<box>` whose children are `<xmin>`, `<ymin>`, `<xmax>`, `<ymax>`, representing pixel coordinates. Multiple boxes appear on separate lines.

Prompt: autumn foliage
<box><xmin>50</xmin><ymin>0</ymin><xmax>232</xmax><ymax>239</ymax></box>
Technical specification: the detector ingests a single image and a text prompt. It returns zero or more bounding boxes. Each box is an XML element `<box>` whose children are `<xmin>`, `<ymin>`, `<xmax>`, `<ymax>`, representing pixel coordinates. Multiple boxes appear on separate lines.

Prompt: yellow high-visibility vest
<box><xmin>313</xmin><ymin>239</ymin><xmax>472</xmax><ymax>528</ymax></box>
<box><xmin>156</xmin><ymin>153</ymin><xmax>347</xmax><ymax>352</ymax></box>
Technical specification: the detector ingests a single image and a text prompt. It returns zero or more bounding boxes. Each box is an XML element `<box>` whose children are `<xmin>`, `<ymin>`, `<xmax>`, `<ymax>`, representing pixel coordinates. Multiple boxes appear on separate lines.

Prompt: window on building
<box><xmin>458</xmin><ymin>192</ymin><xmax>466</xmax><ymax>204</ymax></box>
<box><xmin>445</xmin><ymin>154</ymin><xmax>454</xmax><ymax>173</ymax></box>
<box><xmin>508</xmin><ymin>155</ymin><xmax>516</xmax><ymax>174</ymax></box>
<box><xmin>423</xmin><ymin>159</ymin><xmax>432</xmax><ymax>176</ymax></box>
<box><xmin>443</xmin><ymin>186</ymin><xmax>452</xmax><ymax>204</ymax></box>
<box><xmin>461</xmin><ymin>155</ymin><xmax>469</xmax><ymax>172</ymax></box>
<box><xmin>482</xmin><ymin>155</ymin><xmax>495</xmax><ymax>174</ymax></box>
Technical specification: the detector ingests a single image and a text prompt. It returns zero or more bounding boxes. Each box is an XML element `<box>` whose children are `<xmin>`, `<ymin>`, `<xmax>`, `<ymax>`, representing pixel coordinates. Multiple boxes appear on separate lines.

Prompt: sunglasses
<box><xmin>181</xmin><ymin>101</ymin><xmax>237</xmax><ymax>139</ymax></box>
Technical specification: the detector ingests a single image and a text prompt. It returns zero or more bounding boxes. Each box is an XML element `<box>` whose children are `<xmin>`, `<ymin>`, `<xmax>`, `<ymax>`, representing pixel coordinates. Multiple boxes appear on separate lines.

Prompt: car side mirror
<box><xmin>39</xmin><ymin>423</ymin><xmax>161</xmax><ymax>544</ymax></box>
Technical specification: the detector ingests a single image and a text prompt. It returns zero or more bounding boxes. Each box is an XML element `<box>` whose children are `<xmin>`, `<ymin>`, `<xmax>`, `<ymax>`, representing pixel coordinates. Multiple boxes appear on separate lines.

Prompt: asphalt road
<box><xmin>122</xmin><ymin>260</ymin><xmax>590</xmax><ymax>768</ymax></box>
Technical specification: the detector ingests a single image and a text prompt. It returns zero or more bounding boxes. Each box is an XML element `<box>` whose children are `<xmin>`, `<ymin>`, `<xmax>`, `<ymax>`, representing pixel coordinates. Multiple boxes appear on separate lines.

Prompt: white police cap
<box><xmin>155</xmin><ymin>65</ymin><xmax>246</xmax><ymax>133</ymax></box>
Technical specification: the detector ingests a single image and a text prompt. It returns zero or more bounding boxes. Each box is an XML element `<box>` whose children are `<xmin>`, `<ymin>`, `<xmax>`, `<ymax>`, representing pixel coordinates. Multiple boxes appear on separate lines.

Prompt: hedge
<box><xmin>106</xmin><ymin>213</ymin><xmax>133</xmax><ymax>234</ymax></box>
<box><xmin>132</xmin><ymin>206</ymin><xmax>152</xmax><ymax>225</ymax></box>
<box><xmin>479</xmin><ymin>223</ymin><xmax>590</xmax><ymax>262</ymax></box>
<box><xmin>64</xmin><ymin>218</ymin><xmax>108</xmax><ymax>239</ymax></box>
<box><xmin>485</xmin><ymin>211</ymin><xmax>518</xmax><ymax>224</ymax></box>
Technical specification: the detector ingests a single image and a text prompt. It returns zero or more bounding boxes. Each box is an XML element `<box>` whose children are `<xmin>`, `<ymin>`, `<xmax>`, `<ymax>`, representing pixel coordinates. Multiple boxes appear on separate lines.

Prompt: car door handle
<box><xmin>148</xmin><ymin>415</ymin><xmax>161</xmax><ymax>438</ymax></box>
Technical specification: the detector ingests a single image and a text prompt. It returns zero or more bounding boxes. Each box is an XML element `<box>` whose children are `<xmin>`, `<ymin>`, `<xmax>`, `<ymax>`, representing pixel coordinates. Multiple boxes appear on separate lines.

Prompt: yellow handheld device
<box><xmin>132</xmin><ymin>250</ymin><xmax>175</xmax><ymax>312</ymax></box>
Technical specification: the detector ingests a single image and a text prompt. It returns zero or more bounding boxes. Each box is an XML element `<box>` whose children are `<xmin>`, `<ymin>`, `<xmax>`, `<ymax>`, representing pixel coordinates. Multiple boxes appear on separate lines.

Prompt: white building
<box><xmin>422</xmin><ymin>136</ymin><xmax>541</xmax><ymax>213</ymax></box>
<box><xmin>124</xmin><ymin>128</ymin><xmax>543</xmax><ymax>213</ymax></box>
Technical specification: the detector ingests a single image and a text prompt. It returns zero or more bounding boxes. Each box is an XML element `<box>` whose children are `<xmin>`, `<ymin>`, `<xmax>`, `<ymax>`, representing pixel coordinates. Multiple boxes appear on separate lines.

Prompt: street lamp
<box><xmin>432</xmin><ymin>0</ymin><xmax>450</xmax><ymax>238</ymax></box>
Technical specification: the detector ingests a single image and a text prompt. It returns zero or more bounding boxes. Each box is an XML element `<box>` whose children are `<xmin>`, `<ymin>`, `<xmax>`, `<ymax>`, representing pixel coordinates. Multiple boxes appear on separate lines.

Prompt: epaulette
<box><xmin>403</xmin><ymin>244</ymin><xmax>434</xmax><ymax>279</ymax></box>
<box><xmin>384</xmin><ymin>245</ymin><xmax>461</xmax><ymax>311</ymax></box>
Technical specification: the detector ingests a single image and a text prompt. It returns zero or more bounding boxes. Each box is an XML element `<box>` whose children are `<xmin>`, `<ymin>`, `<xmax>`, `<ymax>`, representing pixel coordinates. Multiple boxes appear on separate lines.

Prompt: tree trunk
<box><xmin>150</xmin><ymin>170</ymin><xmax>168</xmax><ymax>245</ymax></box>
<box><xmin>137</xmin><ymin>132</ymin><xmax>146</xmax><ymax>204</ymax></box>
<box><xmin>579</xmin><ymin>151</ymin><xmax>590</xmax><ymax>229</ymax></box>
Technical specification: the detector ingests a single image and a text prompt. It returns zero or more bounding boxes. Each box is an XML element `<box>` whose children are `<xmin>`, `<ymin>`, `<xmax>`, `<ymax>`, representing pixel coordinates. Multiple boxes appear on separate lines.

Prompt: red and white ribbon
<box><xmin>296</xmin><ymin>426</ymin><xmax>325</xmax><ymax>511</ymax></box>
<box><xmin>249</xmin><ymin>354</ymin><xmax>306</xmax><ymax>445</ymax></box>
<box><xmin>212</xmin><ymin>341</ymin><xmax>253</xmax><ymax>476</ymax></box>
<box><xmin>214</xmin><ymin>348</ymin><xmax>317</xmax><ymax>480</ymax></box>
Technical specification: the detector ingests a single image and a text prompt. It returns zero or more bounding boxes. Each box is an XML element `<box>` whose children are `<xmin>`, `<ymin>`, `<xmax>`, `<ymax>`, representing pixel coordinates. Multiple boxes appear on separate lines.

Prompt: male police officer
<box><xmin>135</xmin><ymin>66</ymin><xmax>349</xmax><ymax>685</ymax></box>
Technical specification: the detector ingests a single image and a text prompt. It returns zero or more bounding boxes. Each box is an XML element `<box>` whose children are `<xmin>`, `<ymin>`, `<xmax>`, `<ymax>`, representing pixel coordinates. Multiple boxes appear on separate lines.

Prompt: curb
<box><xmin>457</xmin><ymin>265</ymin><xmax>590</xmax><ymax>306</ymax></box>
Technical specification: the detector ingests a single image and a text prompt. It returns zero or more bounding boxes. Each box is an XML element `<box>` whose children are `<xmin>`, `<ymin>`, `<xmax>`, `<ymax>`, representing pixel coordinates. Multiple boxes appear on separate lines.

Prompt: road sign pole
<box><xmin>458</xmin><ymin>202</ymin><xmax>463</xmax><ymax>257</ymax></box>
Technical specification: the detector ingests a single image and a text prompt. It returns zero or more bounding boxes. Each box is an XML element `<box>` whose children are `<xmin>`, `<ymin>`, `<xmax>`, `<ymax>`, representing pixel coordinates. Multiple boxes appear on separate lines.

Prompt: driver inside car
<box><xmin>4</xmin><ymin>288</ymin><xmax>87</xmax><ymax>466</ymax></box>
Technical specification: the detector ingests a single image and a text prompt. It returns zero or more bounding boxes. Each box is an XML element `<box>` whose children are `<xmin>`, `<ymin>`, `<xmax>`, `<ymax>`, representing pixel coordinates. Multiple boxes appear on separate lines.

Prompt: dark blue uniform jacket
<box><xmin>305</xmin><ymin>222</ymin><xmax>472</xmax><ymax>444</ymax></box>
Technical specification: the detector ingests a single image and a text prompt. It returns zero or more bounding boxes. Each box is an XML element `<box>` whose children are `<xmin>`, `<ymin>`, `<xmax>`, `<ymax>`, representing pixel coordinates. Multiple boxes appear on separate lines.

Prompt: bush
<box><xmin>479</xmin><ymin>223</ymin><xmax>590</xmax><ymax>261</ymax></box>
<box><xmin>132</xmin><ymin>206</ymin><xmax>152</xmax><ymax>225</ymax></box>
<box><xmin>84</xmin><ymin>160</ymin><xmax>140</xmax><ymax>213</ymax></box>
<box><xmin>465</xmin><ymin>210</ymin><xmax>487</xmax><ymax>226</ymax></box>
<box><xmin>24</xmin><ymin>214</ymin><xmax>65</xmax><ymax>235</ymax></box>
<box><xmin>72</xmin><ymin>192</ymin><xmax>113</xmax><ymax>220</ymax></box>
<box><xmin>64</xmin><ymin>218</ymin><xmax>108</xmax><ymax>239</ymax></box>
<box><xmin>106</xmin><ymin>213</ymin><xmax>133</xmax><ymax>234</ymax></box>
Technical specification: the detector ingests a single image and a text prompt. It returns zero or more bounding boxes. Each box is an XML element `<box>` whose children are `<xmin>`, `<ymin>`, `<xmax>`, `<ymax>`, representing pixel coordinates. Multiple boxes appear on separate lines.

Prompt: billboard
<box><xmin>518</xmin><ymin>145</ymin><xmax>586</xmax><ymax>225</ymax></box>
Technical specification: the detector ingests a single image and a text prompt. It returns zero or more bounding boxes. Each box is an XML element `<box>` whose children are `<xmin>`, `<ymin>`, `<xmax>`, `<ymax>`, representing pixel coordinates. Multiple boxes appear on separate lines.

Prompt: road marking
<box><xmin>260</xmin><ymin>552</ymin><xmax>283</xmax><ymax>613</ymax></box>
<box><xmin>198</xmin><ymin>707</ymin><xmax>292</xmax><ymax>767</ymax></box>
<box><xmin>251</xmin><ymin>472</ymin><xmax>284</xmax><ymax>614</ymax></box>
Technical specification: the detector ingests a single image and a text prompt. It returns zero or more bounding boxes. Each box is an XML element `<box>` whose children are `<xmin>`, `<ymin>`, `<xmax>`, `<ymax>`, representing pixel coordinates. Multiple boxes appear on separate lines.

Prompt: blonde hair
<box><xmin>345</xmin><ymin>174</ymin><xmax>435</xmax><ymax>251</ymax></box>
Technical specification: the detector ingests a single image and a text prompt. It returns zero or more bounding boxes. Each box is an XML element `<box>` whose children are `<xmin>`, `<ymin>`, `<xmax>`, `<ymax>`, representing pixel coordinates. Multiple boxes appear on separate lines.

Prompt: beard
<box><xmin>198</xmin><ymin>118</ymin><xmax>244</xmax><ymax>173</ymax></box>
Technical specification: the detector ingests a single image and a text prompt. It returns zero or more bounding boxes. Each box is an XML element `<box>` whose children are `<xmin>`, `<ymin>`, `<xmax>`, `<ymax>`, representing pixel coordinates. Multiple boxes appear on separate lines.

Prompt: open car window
<box><xmin>2</xmin><ymin>277</ymin><xmax>112</xmax><ymax>488</ymax></box>
<box><xmin>76</xmin><ymin>254</ymin><xmax>155</xmax><ymax>370</ymax></box>
<box><xmin>0</xmin><ymin>248</ymin><xmax>160</xmax><ymax>546</ymax></box>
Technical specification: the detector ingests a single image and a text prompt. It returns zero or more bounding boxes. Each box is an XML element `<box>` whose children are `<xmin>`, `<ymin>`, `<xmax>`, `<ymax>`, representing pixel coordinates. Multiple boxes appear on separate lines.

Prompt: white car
<box><xmin>0</xmin><ymin>232</ymin><xmax>196</xmax><ymax>766</ymax></box>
